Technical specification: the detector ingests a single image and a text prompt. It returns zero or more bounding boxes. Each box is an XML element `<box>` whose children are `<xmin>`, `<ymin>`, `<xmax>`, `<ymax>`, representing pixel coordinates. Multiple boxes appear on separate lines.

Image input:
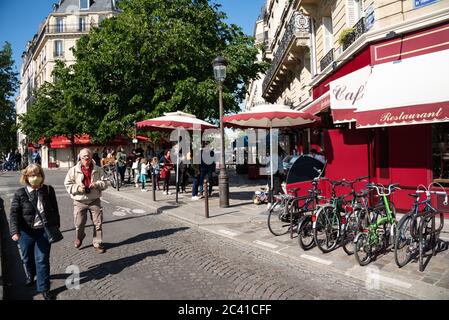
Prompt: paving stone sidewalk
<box><xmin>104</xmin><ymin>173</ymin><xmax>449</xmax><ymax>300</ymax></box>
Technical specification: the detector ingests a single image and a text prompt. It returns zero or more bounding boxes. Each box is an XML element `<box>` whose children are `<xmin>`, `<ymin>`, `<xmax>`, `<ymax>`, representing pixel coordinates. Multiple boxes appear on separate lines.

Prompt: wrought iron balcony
<box><xmin>262</xmin><ymin>10</ymin><xmax>310</xmax><ymax>97</ymax></box>
<box><xmin>319</xmin><ymin>49</ymin><xmax>334</xmax><ymax>72</ymax></box>
<box><xmin>342</xmin><ymin>17</ymin><xmax>366</xmax><ymax>51</ymax></box>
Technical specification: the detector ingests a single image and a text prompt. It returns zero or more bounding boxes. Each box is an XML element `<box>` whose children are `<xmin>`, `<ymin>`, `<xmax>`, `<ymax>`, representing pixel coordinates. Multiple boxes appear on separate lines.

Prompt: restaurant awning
<box><xmin>355</xmin><ymin>49</ymin><xmax>449</xmax><ymax>128</ymax></box>
<box><xmin>300</xmin><ymin>92</ymin><xmax>330</xmax><ymax>115</ymax></box>
<box><xmin>329</xmin><ymin>65</ymin><xmax>371</xmax><ymax>124</ymax></box>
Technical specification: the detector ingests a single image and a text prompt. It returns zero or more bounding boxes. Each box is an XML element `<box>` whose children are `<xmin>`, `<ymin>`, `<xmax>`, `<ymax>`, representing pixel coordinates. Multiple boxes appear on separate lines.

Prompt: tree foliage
<box><xmin>21</xmin><ymin>0</ymin><xmax>267</xmax><ymax>146</ymax></box>
<box><xmin>0</xmin><ymin>42</ymin><xmax>19</xmax><ymax>155</ymax></box>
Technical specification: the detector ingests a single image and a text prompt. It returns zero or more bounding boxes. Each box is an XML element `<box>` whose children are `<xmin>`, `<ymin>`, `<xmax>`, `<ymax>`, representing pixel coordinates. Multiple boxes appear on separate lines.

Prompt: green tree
<box><xmin>19</xmin><ymin>61</ymin><xmax>94</xmax><ymax>162</ymax></box>
<box><xmin>0</xmin><ymin>42</ymin><xmax>19</xmax><ymax>155</ymax></box>
<box><xmin>71</xmin><ymin>0</ymin><xmax>267</xmax><ymax>142</ymax></box>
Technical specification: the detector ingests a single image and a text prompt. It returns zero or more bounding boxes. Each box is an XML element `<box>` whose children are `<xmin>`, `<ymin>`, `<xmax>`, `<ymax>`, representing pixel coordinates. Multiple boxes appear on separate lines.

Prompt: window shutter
<box><xmin>346</xmin><ymin>0</ymin><xmax>357</xmax><ymax>27</ymax></box>
<box><xmin>322</xmin><ymin>17</ymin><xmax>333</xmax><ymax>53</ymax></box>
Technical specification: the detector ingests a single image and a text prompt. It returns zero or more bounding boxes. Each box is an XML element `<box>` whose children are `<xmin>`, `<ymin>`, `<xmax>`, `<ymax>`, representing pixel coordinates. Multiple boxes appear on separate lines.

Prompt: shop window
<box><xmin>432</xmin><ymin>123</ymin><xmax>449</xmax><ymax>183</ymax></box>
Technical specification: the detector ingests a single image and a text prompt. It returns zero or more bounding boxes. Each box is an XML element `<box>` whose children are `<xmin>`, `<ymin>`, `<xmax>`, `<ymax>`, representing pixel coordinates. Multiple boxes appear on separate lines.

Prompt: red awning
<box><xmin>300</xmin><ymin>92</ymin><xmax>330</xmax><ymax>115</ymax></box>
<box><xmin>355</xmin><ymin>49</ymin><xmax>449</xmax><ymax>128</ymax></box>
<box><xmin>329</xmin><ymin>65</ymin><xmax>371</xmax><ymax>124</ymax></box>
<box><xmin>36</xmin><ymin>134</ymin><xmax>149</xmax><ymax>149</ymax></box>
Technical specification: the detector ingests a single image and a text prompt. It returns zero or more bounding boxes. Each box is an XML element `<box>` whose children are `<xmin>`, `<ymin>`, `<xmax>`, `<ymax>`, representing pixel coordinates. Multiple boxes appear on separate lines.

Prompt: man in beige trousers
<box><xmin>64</xmin><ymin>148</ymin><xmax>108</xmax><ymax>253</ymax></box>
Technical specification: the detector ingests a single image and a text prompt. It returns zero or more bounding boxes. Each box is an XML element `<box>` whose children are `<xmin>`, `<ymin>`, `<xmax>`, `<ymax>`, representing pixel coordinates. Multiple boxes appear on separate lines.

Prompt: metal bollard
<box><xmin>152</xmin><ymin>173</ymin><xmax>156</xmax><ymax>201</ymax></box>
<box><xmin>204</xmin><ymin>178</ymin><xmax>209</xmax><ymax>218</ymax></box>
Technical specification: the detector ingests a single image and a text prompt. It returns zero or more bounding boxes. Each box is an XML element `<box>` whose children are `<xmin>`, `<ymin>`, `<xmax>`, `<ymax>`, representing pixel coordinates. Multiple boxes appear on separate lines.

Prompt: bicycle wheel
<box><xmin>354</xmin><ymin>232</ymin><xmax>372</xmax><ymax>266</ymax></box>
<box><xmin>314</xmin><ymin>206</ymin><xmax>341</xmax><ymax>253</ymax></box>
<box><xmin>298</xmin><ymin>216</ymin><xmax>315</xmax><ymax>250</ymax></box>
<box><xmin>419</xmin><ymin>216</ymin><xmax>433</xmax><ymax>271</ymax></box>
<box><xmin>110</xmin><ymin>174</ymin><xmax>117</xmax><ymax>188</ymax></box>
<box><xmin>267</xmin><ymin>201</ymin><xmax>289</xmax><ymax>236</ymax></box>
<box><xmin>394</xmin><ymin>214</ymin><xmax>415</xmax><ymax>268</ymax></box>
<box><xmin>115</xmin><ymin>172</ymin><xmax>120</xmax><ymax>191</ymax></box>
<box><xmin>342</xmin><ymin>212</ymin><xmax>359</xmax><ymax>255</ymax></box>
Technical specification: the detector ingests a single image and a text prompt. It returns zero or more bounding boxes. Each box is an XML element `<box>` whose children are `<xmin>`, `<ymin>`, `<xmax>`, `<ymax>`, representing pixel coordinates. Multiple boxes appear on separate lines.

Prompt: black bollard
<box><xmin>152</xmin><ymin>173</ymin><xmax>156</xmax><ymax>201</ymax></box>
<box><xmin>204</xmin><ymin>178</ymin><xmax>209</xmax><ymax>218</ymax></box>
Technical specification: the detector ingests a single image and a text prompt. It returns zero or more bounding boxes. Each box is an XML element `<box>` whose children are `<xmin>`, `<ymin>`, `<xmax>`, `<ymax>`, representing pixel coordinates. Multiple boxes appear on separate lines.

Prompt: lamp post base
<box><xmin>219</xmin><ymin>170</ymin><xmax>229</xmax><ymax>208</ymax></box>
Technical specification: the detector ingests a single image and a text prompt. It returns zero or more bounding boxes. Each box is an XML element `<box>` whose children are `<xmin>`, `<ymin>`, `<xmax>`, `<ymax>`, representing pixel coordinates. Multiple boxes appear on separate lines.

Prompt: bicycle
<box><xmin>103</xmin><ymin>163</ymin><xmax>121</xmax><ymax>190</ymax></box>
<box><xmin>313</xmin><ymin>178</ymin><xmax>348</xmax><ymax>253</ymax></box>
<box><xmin>267</xmin><ymin>192</ymin><xmax>297</xmax><ymax>236</ymax></box>
<box><xmin>354</xmin><ymin>183</ymin><xmax>399</xmax><ymax>266</ymax></box>
<box><xmin>296</xmin><ymin>177</ymin><xmax>326</xmax><ymax>250</ymax></box>
<box><xmin>394</xmin><ymin>182</ymin><xmax>447</xmax><ymax>271</ymax></box>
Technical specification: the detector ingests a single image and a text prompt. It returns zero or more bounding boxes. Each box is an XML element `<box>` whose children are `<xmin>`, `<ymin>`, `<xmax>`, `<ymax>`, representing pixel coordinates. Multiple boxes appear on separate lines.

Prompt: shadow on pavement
<box><xmin>104</xmin><ymin>227</ymin><xmax>189</xmax><ymax>250</ymax></box>
<box><xmin>50</xmin><ymin>249</ymin><xmax>168</xmax><ymax>297</ymax></box>
<box><xmin>60</xmin><ymin>213</ymin><xmax>155</xmax><ymax>234</ymax></box>
<box><xmin>0</xmin><ymin>197</ymin><xmax>35</xmax><ymax>300</ymax></box>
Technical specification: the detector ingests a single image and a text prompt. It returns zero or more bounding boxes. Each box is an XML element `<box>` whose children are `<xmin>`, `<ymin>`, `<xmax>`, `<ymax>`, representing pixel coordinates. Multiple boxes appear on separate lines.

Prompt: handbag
<box><xmin>24</xmin><ymin>187</ymin><xmax>64</xmax><ymax>244</ymax></box>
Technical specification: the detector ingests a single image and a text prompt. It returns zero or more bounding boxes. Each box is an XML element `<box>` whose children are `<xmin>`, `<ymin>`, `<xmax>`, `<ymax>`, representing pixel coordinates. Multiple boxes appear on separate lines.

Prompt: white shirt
<box><xmin>26</xmin><ymin>185</ymin><xmax>44</xmax><ymax>228</ymax></box>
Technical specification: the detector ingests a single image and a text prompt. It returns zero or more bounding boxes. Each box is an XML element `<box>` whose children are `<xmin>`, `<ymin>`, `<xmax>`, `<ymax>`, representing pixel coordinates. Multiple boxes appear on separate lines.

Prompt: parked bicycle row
<box><xmin>267</xmin><ymin>175</ymin><xmax>447</xmax><ymax>272</ymax></box>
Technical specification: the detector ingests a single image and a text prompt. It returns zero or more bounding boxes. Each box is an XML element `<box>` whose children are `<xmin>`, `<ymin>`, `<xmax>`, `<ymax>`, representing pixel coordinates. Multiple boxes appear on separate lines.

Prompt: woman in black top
<box><xmin>10</xmin><ymin>164</ymin><xmax>60</xmax><ymax>300</ymax></box>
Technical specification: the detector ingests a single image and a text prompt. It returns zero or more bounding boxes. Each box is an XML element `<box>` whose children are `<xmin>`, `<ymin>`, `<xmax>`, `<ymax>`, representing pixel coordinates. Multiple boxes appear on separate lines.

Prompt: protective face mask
<box><xmin>29</xmin><ymin>176</ymin><xmax>43</xmax><ymax>187</ymax></box>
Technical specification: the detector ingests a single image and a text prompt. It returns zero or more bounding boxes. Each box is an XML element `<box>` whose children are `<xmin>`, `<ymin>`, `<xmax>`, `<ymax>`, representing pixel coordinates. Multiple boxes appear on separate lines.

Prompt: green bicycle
<box><xmin>354</xmin><ymin>183</ymin><xmax>399</xmax><ymax>266</ymax></box>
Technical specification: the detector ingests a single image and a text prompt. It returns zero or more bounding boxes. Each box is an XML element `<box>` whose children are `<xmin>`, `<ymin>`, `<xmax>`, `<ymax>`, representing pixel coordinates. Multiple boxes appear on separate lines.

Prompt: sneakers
<box><xmin>141</xmin><ymin>189</ymin><xmax>148</xmax><ymax>192</ymax></box>
<box><xmin>191</xmin><ymin>196</ymin><xmax>200</xmax><ymax>201</ymax></box>
<box><xmin>95</xmin><ymin>244</ymin><xmax>106</xmax><ymax>254</ymax></box>
<box><xmin>167</xmin><ymin>191</ymin><xmax>172</xmax><ymax>195</ymax></box>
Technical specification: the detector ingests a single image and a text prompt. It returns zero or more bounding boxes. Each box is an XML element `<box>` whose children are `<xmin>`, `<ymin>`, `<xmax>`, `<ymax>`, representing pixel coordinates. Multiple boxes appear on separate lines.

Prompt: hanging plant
<box><xmin>338</xmin><ymin>27</ymin><xmax>355</xmax><ymax>46</ymax></box>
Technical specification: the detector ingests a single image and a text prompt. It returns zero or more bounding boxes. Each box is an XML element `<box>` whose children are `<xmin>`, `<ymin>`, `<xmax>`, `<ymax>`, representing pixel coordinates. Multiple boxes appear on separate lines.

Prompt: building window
<box><xmin>322</xmin><ymin>17</ymin><xmax>333</xmax><ymax>54</ymax></box>
<box><xmin>80</xmin><ymin>0</ymin><xmax>90</xmax><ymax>10</ymax></box>
<box><xmin>54</xmin><ymin>40</ymin><xmax>63</xmax><ymax>57</ymax></box>
<box><xmin>79</xmin><ymin>16</ymin><xmax>87</xmax><ymax>31</ymax></box>
<box><xmin>56</xmin><ymin>17</ymin><xmax>64</xmax><ymax>33</ymax></box>
<box><xmin>432</xmin><ymin>123</ymin><xmax>449</xmax><ymax>183</ymax></box>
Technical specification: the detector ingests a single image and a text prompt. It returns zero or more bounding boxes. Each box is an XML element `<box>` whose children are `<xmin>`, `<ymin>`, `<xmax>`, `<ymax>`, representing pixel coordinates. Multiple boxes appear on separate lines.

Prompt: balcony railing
<box><xmin>319</xmin><ymin>49</ymin><xmax>334</xmax><ymax>72</ymax></box>
<box><xmin>262</xmin><ymin>10</ymin><xmax>310</xmax><ymax>96</ymax></box>
<box><xmin>342</xmin><ymin>17</ymin><xmax>366</xmax><ymax>51</ymax></box>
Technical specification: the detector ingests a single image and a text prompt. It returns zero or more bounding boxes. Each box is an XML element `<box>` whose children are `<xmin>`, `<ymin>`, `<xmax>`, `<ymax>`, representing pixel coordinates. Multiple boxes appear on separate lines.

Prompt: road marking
<box><xmin>218</xmin><ymin>229</ymin><xmax>238</xmax><ymax>237</ymax></box>
<box><xmin>253</xmin><ymin>240</ymin><xmax>278</xmax><ymax>249</ymax></box>
<box><xmin>112</xmin><ymin>211</ymin><xmax>127</xmax><ymax>216</ymax></box>
<box><xmin>300</xmin><ymin>254</ymin><xmax>333</xmax><ymax>266</ymax></box>
<box><xmin>102</xmin><ymin>199</ymin><xmax>110</xmax><ymax>204</ymax></box>
<box><xmin>375</xmin><ymin>274</ymin><xmax>412</xmax><ymax>289</ymax></box>
<box><xmin>132</xmin><ymin>209</ymin><xmax>146</xmax><ymax>214</ymax></box>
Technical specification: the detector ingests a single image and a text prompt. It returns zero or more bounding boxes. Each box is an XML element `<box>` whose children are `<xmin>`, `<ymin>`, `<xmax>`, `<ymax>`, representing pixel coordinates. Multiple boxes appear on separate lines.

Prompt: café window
<box><xmin>432</xmin><ymin>123</ymin><xmax>449</xmax><ymax>184</ymax></box>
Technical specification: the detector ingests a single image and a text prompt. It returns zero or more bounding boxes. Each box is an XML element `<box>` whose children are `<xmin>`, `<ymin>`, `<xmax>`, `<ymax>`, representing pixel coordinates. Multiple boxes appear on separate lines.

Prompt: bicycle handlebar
<box><xmin>366</xmin><ymin>183</ymin><xmax>400</xmax><ymax>196</ymax></box>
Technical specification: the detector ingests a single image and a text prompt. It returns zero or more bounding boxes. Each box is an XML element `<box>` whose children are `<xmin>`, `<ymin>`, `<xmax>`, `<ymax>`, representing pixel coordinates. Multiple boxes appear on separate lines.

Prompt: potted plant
<box><xmin>338</xmin><ymin>27</ymin><xmax>355</xmax><ymax>47</ymax></box>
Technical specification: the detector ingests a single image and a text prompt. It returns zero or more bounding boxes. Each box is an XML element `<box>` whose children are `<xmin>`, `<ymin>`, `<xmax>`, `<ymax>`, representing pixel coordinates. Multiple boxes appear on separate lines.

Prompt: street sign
<box><xmin>365</xmin><ymin>5</ymin><xmax>375</xmax><ymax>31</ymax></box>
<box><xmin>414</xmin><ymin>0</ymin><xmax>439</xmax><ymax>9</ymax></box>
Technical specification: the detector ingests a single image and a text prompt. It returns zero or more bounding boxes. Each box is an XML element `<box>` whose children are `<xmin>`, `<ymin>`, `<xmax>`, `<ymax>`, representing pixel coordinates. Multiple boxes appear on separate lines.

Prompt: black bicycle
<box><xmin>394</xmin><ymin>182</ymin><xmax>447</xmax><ymax>271</ymax></box>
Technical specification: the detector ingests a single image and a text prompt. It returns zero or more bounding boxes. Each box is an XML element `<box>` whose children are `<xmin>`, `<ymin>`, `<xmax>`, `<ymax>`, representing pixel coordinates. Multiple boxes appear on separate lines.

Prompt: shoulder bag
<box><xmin>24</xmin><ymin>187</ymin><xmax>63</xmax><ymax>244</ymax></box>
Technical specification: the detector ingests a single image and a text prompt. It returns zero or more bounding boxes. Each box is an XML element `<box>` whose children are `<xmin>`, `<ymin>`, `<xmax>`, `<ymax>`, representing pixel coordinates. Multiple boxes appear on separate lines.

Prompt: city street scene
<box><xmin>1</xmin><ymin>0</ymin><xmax>449</xmax><ymax>307</ymax></box>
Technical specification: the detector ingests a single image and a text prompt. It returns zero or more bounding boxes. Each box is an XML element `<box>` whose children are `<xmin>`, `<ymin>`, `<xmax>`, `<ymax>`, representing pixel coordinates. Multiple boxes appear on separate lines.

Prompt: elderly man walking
<box><xmin>64</xmin><ymin>148</ymin><xmax>107</xmax><ymax>253</ymax></box>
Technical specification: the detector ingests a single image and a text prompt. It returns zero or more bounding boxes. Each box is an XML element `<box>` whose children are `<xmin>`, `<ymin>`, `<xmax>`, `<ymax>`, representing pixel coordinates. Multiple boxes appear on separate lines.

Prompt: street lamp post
<box><xmin>212</xmin><ymin>56</ymin><xmax>229</xmax><ymax>208</ymax></box>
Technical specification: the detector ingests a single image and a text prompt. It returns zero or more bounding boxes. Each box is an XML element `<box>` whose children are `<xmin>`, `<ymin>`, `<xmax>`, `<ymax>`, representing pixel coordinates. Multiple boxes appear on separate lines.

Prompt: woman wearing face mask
<box><xmin>10</xmin><ymin>164</ymin><xmax>60</xmax><ymax>300</ymax></box>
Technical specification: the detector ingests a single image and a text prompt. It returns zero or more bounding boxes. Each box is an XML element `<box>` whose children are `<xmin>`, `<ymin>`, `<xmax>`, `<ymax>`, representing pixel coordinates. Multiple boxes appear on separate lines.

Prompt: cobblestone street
<box><xmin>1</xmin><ymin>170</ymin><xmax>413</xmax><ymax>300</ymax></box>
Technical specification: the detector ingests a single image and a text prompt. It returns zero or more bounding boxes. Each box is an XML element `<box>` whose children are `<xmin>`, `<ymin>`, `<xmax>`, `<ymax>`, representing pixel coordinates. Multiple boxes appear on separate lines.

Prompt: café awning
<box><xmin>329</xmin><ymin>65</ymin><xmax>371</xmax><ymax>124</ymax></box>
<box><xmin>355</xmin><ymin>49</ymin><xmax>449</xmax><ymax>128</ymax></box>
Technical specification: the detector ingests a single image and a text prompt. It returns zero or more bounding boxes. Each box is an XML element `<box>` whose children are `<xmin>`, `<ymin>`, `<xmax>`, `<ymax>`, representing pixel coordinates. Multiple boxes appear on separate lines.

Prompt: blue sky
<box><xmin>0</xmin><ymin>0</ymin><xmax>266</xmax><ymax>79</ymax></box>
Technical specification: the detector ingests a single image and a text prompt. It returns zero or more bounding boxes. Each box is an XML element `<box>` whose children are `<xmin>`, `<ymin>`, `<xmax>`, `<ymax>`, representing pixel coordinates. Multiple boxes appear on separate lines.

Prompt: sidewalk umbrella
<box><xmin>223</xmin><ymin>104</ymin><xmax>319</xmax><ymax>202</ymax></box>
<box><xmin>136</xmin><ymin>111</ymin><xmax>217</xmax><ymax>203</ymax></box>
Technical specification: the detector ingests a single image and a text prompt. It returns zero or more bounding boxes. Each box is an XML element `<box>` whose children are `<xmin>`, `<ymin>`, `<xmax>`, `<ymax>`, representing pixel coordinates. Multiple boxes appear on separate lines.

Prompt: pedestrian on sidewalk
<box><xmin>160</xmin><ymin>150</ymin><xmax>173</xmax><ymax>195</ymax></box>
<box><xmin>150</xmin><ymin>157</ymin><xmax>160</xmax><ymax>190</ymax></box>
<box><xmin>140</xmin><ymin>158</ymin><xmax>150</xmax><ymax>192</ymax></box>
<box><xmin>132</xmin><ymin>157</ymin><xmax>141</xmax><ymax>188</ymax></box>
<box><xmin>187</xmin><ymin>152</ymin><xmax>201</xmax><ymax>200</ymax></box>
<box><xmin>64</xmin><ymin>148</ymin><xmax>107</xmax><ymax>254</ymax></box>
<box><xmin>10</xmin><ymin>164</ymin><xmax>60</xmax><ymax>300</ymax></box>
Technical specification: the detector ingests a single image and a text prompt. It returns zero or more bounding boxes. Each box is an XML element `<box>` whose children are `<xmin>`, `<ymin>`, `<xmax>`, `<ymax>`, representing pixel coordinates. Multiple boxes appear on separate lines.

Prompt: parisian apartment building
<box><xmin>15</xmin><ymin>0</ymin><xmax>120</xmax><ymax>168</ymax></box>
<box><xmin>244</xmin><ymin>0</ymin><xmax>449</xmax><ymax>213</ymax></box>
